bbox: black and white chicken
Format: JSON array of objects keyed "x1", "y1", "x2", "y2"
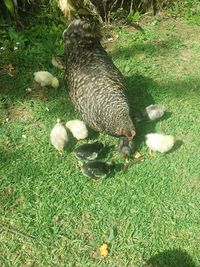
[{"x1": 63, "y1": 19, "x2": 136, "y2": 140}]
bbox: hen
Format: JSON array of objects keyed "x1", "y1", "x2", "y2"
[{"x1": 63, "y1": 19, "x2": 136, "y2": 139}]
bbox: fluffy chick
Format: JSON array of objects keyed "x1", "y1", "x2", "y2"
[
  {"x1": 145, "y1": 104, "x2": 165, "y2": 121},
  {"x1": 74, "y1": 141, "x2": 104, "y2": 161},
  {"x1": 118, "y1": 137, "x2": 135, "y2": 160},
  {"x1": 81, "y1": 160, "x2": 113, "y2": 179},
  {"x1": 50, "y1": 119, "x2": 68, "y2": 151},
  {"x1": 145, "y1": 133, "x2": 175, "y2": 153},
  {"x1": 65, "y1": 119, "x2": 88, "y2": 140},
  {"x1": 34, "y1": 71, "x2": 59, "y2": 89}
]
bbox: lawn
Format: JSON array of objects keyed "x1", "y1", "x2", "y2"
[{"x1": 0, "y1": 14, "x2": 200, "y2": 267}]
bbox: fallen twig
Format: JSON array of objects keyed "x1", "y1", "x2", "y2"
[{"x1": 0, "y1": 223, "x2": 35, "y2": 240}]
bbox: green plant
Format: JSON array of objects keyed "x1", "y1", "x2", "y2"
[
  {"x1": 127, "y1": 11, "x2": 141, "y2": 23},
  {"x1": 2, "y1": 0, "x2": 17, "y2": 17},
  {"x1": 165, "y1": 0, "x2": 200, "y2": 25}
]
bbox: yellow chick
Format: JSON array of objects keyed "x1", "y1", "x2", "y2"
[
  {"x1": 145, "y1": 133, "x2": 175, "y2": 153},
  {"x1": 34, "y1": 71, "x2": 59, "y2": 89},
  {"x1": 50, "y1": 119, "x2": 68, "y2": 151},
  {"x1": 65, "y1": 119, "x2": 88, "y2": 140}
]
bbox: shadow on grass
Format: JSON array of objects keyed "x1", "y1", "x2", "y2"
[
  {"x1": 167, "y1": 139, "x2": 184, "y2": 154},
  {"x1": 144, "y1": 249, "x2": 197, "y2": 267},
  {"x1": 126, "y1": 74, "x2": 156, "y2": 114},
  {"x1": 1, "y1": 73, "x2": 199, "y2": 105},
  {"x1": 122, "y1": 73, "x2": 200, "y2": 150},
  {"x1": 124, "y1": 74, "x2": 166, "y2": 150},
  {"x1": 87, "y1": 128, "x2": 100, "y2": 140},
  {"x1": 112, "y1": 36, "x2": 186, "y2": 59},
  {"x1": 64, "y1": 131, "x2": 77, "y2": 152},
  {"x1": 99, "y1": 144, "x2": 116, "y2": 160},
  {"x1": 125, "y1": 74, "x2": 200, "y2": 110}
]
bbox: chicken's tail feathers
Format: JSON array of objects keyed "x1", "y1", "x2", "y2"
[{"x1": 63, "y1": 19, "x2": 101, "y2": 46}]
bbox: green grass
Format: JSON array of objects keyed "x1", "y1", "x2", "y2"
[{"x1": 0, "y1": 16, "x2": 200, "y2": 267}]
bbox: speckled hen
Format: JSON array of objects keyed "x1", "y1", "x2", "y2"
[{"x1": 63, "y1": 19, "x2": 136, "y2": 139}]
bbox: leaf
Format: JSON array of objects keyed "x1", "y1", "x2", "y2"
[
  {"x1": 133, "y1": 151, "x2": 142, "y2": 159},
  {"x1": 148, "y1": 149, "x2": 155, "y2": 157},
  {"x1": 58, "y1": 0, "x2": 76, "y2": 17},
  {"x1": 77, "y1": 8, "x2": 89, "y2": 15},
  {"x1": 7, "y1": 64, "x2": 14, "y2": 72},
  {"x1": 99, "y1": 243, "x2": 109, "y2": 257},
  {"x1": 124, "y1": 65, "x2": 131, "y2": 73},
  {"x1": 3, "y1": 0, "x2": 16, "y2": 17},
  {"x1": 127, "y1": 11, "x2": 140, "y2": 23},
  {"x1": 8, "y1": 27, "x2": 18, "y2": 41},
  {"x1": 107, "y1": 228, "x2": 114, "y2": 242}
]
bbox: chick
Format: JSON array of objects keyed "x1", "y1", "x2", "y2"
[
  {"x1": 145, "y1": 104, "x2": 165, "y2": 121},
  {"x1": 74, "y1": 142, "x2": 104, "y2": 161},
  {"x1": 81, "y1": 160, "x2": 113, "y2": 179},
  {"x1": 50, "y1": 119, "x2": 68, "y2": 151},
  {"x1": 65, "y1": 119, "x2": 88, "y2": 140},
  {"x1": 34, "y1": 71, "x2": 59, "y2": 89},
  {"x1": 145, "y1": 133, "x2": 175, "y2": 153},
  {"x1": 118, "y1": 137, "x2": 135, "y2": 161}
]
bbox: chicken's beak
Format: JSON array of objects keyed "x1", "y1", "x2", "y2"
[
  {"x1": 126, "y1": 130, "x2": 136, "y2": 141},
  {"x1": 131, "y1": 130, "x2": 136, "y2": 138},
  {"x1": 117, "y1": 128, "x2": 136, "y2": 140}
]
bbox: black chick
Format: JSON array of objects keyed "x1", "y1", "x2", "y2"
[
  {"x1": 74, "y1": 141, "x2": 104, "y2": 161},
  {"x1": 118, "y1": 137, "x2": 135, "y2": 161},
  {"x1": 81, "y1": 160, "x2": 113, "y2": 179}
]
